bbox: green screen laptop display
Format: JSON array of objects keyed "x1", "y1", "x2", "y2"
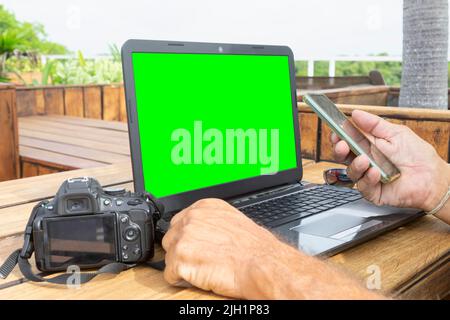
[{"x1": 132, "y1": 52, "x2": 297, "y2": 198}]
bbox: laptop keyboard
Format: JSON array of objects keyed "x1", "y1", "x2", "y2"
[{"x1": 239, "y1": 185, "x2": 363, "y2": 228}]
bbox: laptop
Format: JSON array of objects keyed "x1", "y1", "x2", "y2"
[{"x1": 121, "y1": 39, "x2": 423, "y2": 256}]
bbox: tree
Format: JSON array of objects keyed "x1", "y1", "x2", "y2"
[
  {"x1": 399, "y1": 0, "x2": 449, "y2": 109},
  {"x1": 0, "y1": 5, "x2": 67, "y2": 80}
]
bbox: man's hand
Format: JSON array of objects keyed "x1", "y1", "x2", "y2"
[
  {"x1": 332, "y1": 110, "x2": 450, "y2": 220},
  {"x1": 162, "y1": 198, "x2": 282, "y2": 298},
  {"x1": 162, "y1": 198, "x2": 382, "y2": 299}
]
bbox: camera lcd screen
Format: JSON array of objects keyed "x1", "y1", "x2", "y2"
[{"x1": 44, "y1": 214, "x2": 117, "y2": 268}]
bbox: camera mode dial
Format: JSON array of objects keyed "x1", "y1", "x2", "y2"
[{"x1": 104, "y1": 187, "x2": 127, "y2": 196}]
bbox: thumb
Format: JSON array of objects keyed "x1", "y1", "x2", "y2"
[{"x1": 351, "y1": 110, "x2": 398, "y2": 140}]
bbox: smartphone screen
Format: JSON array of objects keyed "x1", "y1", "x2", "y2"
[{"x1": 303, "y1": 94, "x2": 400, "y2": 183}]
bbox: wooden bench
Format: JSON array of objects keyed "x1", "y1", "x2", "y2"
[
  {"x1": 296, "y1": 71, "x2": 391, "y2": 107},
  {"x1": 18, "y1": 115, "x2": 130, "y2": 177},
  {"x1": 298, "y1": 85, "x2": 450, "y2": 110},
  {"x1": 296, "y1": 70, "x2": 386, "y2": 90},
  {"x1": 298, "y1": 86, "x2": 391, "y2": 107},
  {"x1": 0, "y1": 161, "x2": 448, "y2": 299}
]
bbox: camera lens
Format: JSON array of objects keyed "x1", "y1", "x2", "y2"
[{"x1": 123, "y1": 226, "x2": 140, "y2": 241}]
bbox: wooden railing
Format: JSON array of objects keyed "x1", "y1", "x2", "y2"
[
  {"x1": 16, "y1": 83, "x2": 450, "y2": 123},
  {"x1": 298, "y1": 103, "x2": 450, "y2": 163},
  {"x1": 0, "y1": 84, "x2": 20, "y2": 181},
  {"x1": 2, "y1": 82, "x2": 449, "y2": 181},
  {"x1": 16, "y1": 84, "x2": 127, "y2": 122}
]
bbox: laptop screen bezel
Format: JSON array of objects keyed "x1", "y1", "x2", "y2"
[{"x1": 121, "y1": 39, "x2": 303, "y2": 213}]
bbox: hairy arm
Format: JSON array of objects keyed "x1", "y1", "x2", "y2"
[
  {"x1": 162, "y1": 198, "x2": 384, "y2": 300},
  {"x1": 242, "y1": 238, "x2": 382, "y2": 300}
]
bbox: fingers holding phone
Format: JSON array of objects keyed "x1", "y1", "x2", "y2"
[
  {"x1": 319, "y1": 99, "x2": 450, "y2": 212},
  {"x1": 346, "y1": 155, "x2": 370, "y2": 182},
  {"x1": 331, "y1": 133, "x2": 355, "y2": 165},
  {"x1": 304, "y1": 94, "x2": 401, "y2": 184}
]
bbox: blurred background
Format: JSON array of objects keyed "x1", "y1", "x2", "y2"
[
  {"x1": 0, "y1": 0, "x2": 449, "y2": 183},
  {"x1": 0, "y1": 0, "x2": 443, "y2": 87}
]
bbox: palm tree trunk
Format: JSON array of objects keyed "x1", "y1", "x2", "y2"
[{"x1": 399, "y1": 0, "x2": 448, "y2": 109}]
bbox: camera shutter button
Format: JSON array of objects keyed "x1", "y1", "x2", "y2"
[
  {"x1": 127, "y1": 199, "x2": 143, "y2": 206},
  {"x1": 104, "y1": 187, "x2": 126, "y2": 196}
]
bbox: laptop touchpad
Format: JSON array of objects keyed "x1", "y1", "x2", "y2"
[{"x1": 291, "y1": 214, "x2": 372, "y2": 238}]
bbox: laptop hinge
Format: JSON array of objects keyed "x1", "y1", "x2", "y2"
[{"x1": 228, "y1": 181, "x2": 306, "y2": 207}]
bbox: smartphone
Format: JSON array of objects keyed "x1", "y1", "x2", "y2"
[{"x1": 303, "y1": 93, "x2": 400, "y2": 183}]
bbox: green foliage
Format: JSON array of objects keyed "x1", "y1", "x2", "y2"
[
  {"x1": 40, "y1": 59, "x2": 57, "y2": 85},
  {"x1": 0, "y1": 5, "x2": 67, "y2": 55},
  {"x1": 108, "y1": 44, "x2": 121, "y2": 62},
  {"x1": 0, "y1": 29, "x2": 24, "y2": 54},
  {"x1": 47, "y1": 51, "x2": 122, "y2": 85},
  {"x1": 337, "y1": 61, "x2": 402, "y2": 85},
  {"x1": 18, "y1": 45, "x2": 123, "y2": 86},
  {"x1": 4, "y1": 55, "x2": 36, "y2": 72},
  {"x1": 0, "y1": 5, "x2": 67, "y2": 81}
]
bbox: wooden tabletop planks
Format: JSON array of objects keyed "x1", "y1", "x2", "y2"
[
  {"x1": 20, "y1": 137, "x2": 130, "y2": 164},
  {"x1": 17, "y1": 115, "x2": 314, "y2": 178},
  {"x1": 0, "y1": 162, "x2": 448, "y2": 299},
  {"x1": 20, "y1": 128, "x2": 131, "y2": 156},
  {"x1": 20, "y1": 146, "x2": 107, "y2": 170},
  {"x1": 42, "y1": 115, "x2": 128, "y2": 132},
  {"x1": 18, "y1": 116, "x2": 131, "y2": 175},
  {"x1": 19, "y1": 117, "x2": 129, "y2": 142}
]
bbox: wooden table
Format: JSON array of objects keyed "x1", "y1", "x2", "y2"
[
  {"x1": 18, "y1": 115, "x2": 130, "y2": 176},
  {"x1": 0, "y1": 161, "x2": 448, "y2": 299}
]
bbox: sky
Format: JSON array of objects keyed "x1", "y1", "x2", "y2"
[{"x1": 2, "y1": 0, "x2": 410, "y2": 58}]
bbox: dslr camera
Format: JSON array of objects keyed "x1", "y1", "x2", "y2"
[{"x1": 28, "y1": 177, "x2": 158, "y2": 272}]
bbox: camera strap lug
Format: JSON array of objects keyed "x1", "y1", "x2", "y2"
[
  {"x1": 0, "y1": 200, "x2": 48, "y2": 279},
  {"x1": 144, "y1": 192, "x2": 164, "y2": 220}
]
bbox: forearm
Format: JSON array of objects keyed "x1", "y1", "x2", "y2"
[{"x1": 242, "y1": 241, "x2": 384, "y2": 300}]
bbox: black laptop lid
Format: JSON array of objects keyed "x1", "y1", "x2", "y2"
[{"x1": 121, "y1": 40, "x2": 302, "y2": 213}]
